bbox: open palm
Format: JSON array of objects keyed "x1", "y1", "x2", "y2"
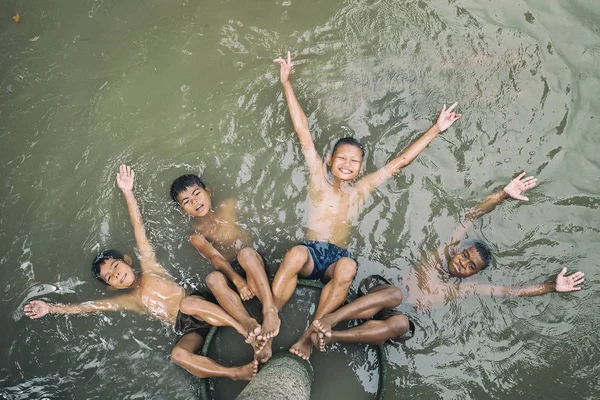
[
  {"x1": 116, "y1": 164, "x2": 135, "y2": 193},
  {"x1": 555, "y1": 267, "x2": 585, "y2": 292},
  {"x1": 503, "y1": 172, "x2": 537, "y2": 201}
]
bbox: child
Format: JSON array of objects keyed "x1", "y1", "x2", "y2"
[
  {"x1": 271, "y1": 52, "x2": 461, "y2": 360},
  {"x1": 170, "y1": 174, "x2": 280, "y2": 361},
  {"x1": 24, "y1": 165, "x2": 258, "y2": 381}
]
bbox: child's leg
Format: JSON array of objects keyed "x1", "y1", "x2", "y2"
[
  {"x1": 236, "y1": 248, "x2": 280, "y2": 339},
  {"x1": 313, "y1": 285, "x2": 403, "y2": 337},
  {"x1": 171, "y1": 332, "x2": 258, "y2": 381},
  {"x1": 271, "y1": 245, "x2": 314, "y2": 311},
  {"x1": 195, "y1": 276, "x2": 262, "y2": 342},
  {"x1": 290, "y1": 257, "x2": 356, "y2": 360},
  {"x1": 311, "y1": 314, "x2": 410, "y2": 351}
]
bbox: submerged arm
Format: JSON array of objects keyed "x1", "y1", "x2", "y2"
[
  {"x1": 24, "y1": 296, "x2": 140, "y2": 319},
  {"x1": 116, "y1": 165, "x2": 166, "y2": 276},
  {"x1": 472, "y1": 268, "x2": 584, "y2": 297},
  {"x1": 274, "y1": 52, "x2": 322, "y2": 174},
  {"x1": 357, "y1": 103, "x2": 461, "y2": 193},
  {"x1": 450, "y1": 172, "x2": 538, "y2": 241}
]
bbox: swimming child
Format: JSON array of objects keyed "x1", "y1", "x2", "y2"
[
  {"x1": 24, "y1": 165, "x2": 258, "y2": 381},
  {"x1": 390, "y1": 172, "x2": 585, "y2": 310},
  {"x1": 271, "y1": 52, "x2": 461, "y2": 360},
  {"x1": 170, "y1": 174, "x2": 280, "y2": 361}
]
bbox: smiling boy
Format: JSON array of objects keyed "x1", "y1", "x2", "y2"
[
  {"x1": 170, "y1": 174, "x2": 280, "y2": 359},
  {"x1": 24, "y1": 165, "x2": 258, "y2": 381},
  {"x1": 270, "y1": 52, "x2": 461, "y2": 360}
]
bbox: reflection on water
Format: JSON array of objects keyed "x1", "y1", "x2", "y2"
[{"x1": 1, "y1": 0, "x2": 599, "y2": 399}]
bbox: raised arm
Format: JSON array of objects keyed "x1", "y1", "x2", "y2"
[
  {"x1": 24, "y1": 295, "x2": 140, "y2": 319},
  {"x1": 189, "y1": 234, "x2": 255, "y2": 301},
  {"x1": 471, "y1": 268, "x2": 584, "y2": 297},
  {"x1": 116, "y1": 165, "x2": 166, "y2": 276},
  {"x1": 450, "y1": 172, "x2": 538, "y2": 241},
  {"x1": 273, "y1": 52, "x2": 323, "y2": 175},
  {"x1": 356, "y1": 103, "x2": 461, "y2": 193}
]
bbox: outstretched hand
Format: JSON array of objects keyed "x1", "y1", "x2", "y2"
[
  {"x1": 273, "y1": 51, "x2": 292, "y2": 84},
  {"x1": 555, "y1": 267, "x2": 585, "y2": 292},
  {"x1": 24, "y1": 300, "x2": 50, "y2": 319},
  {"x1": 436, "y1": 102, "x2": 461, "y2": 132},
  {"x1": 503, "y1": 172, "x2": 537, "y2": 201},
  {"x1": 116, "y1": 164, "x2": 135, "y2": 193}
]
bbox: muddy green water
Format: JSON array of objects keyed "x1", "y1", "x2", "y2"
[{"x1": 1, "y1": 0, "x2": 599, "y2": 399}]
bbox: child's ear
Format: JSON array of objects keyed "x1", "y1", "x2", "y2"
[
  {"x1": 123, "y1": 254, "x2": 133, "y2": 265},
  {"x1": 326, "y1": 154, "x2": 332, "y2": 166},
  {"x1": 205, "y1": 186, "x2": 212, "y2": 196}
]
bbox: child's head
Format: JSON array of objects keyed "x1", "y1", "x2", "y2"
[
  {"x1": 170, "y1": 174, "x2": 211, "y2": 217},
  {"x1": 92, "y1": 250, "x2": 136, "y2": 289},
  {"x1": 327, "y1": 137, "x2": 365, "y2": 181},
  {"x1": 448, "y1": 240, "x2": 492, "y2": 278}
]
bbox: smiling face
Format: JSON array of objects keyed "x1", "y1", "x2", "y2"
[
  {"x1": 328, "y1": 143, "x2": 364, "y2": 181},
  {"x1": 176, "y1": 184, "x2": 212, "y2": 218},
  {"x1": 98, "y1": 258, "x2": 136, "y2": 289},
  {"x1": 448, "y1": 246, "x2": 486, "y2": 278}
]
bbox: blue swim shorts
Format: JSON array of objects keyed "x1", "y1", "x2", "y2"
[{"x1": 299, "y1": 240, "x2": 354, "y2": 283}]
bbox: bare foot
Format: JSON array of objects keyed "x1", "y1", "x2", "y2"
[
  {"x1": 243, "y1": 319, "x2": 262, "y2": 344},
  {"x1": 255, "y1": 338, "x2": 273, "y2": 364},
  {"x1": 289, "y1": 333, "x2": 312, "y2": 361},
  {"x1": 261, "y1": 308, "x2": 281, "y2": 340},
  {"x1": 309, "y1": 332, "x2": 322, "y2": 352},
  {"x1": 312, "y1": 314, "x2": 335, "y2": 337},
  {"x1": 233, "y1": 360, "x2": 259, "y2": 381}
]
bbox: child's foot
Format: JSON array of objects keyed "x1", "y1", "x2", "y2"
[
  {"x1": 233, "y1": 360, "x2": 259, "y2": 381},
  {"x1": 255, "y1": 338, "x2": 273, "y2": 364},
  {"x1": 261, "y1": 308, "x2": 281, "y2": 340},
  {"x1": 312, "y1": 314, "x2": 335, "y2": 337},
  {"x1": 289, "y1": 332, "x2": 312, "y2": 360},
  {"x1": 244, "y1": 319, "x2": 262, "y2": 343}
]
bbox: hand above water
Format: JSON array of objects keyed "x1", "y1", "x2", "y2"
[
  {"x1": 24, "y1": 300, "x2": 50, "y2": 319},
  {"x1": 116, "y1": 164, "x2": 135, "y2": 194},
  {"x1": 503, "y1": 172, "x2": 537, "y2": 201},
  {"x1": 436, "y1": 102, "x2": 461, "y2": 132},
  {"x1": 273, "y1": 51, "x2": 292, "y2": 84},
  {"x1": 555, "y1": 267, "x2": 585, "y2": 292}
]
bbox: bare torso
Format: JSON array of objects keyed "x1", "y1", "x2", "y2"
[
  {"x1": 306, "y1": 170, "x2": 367, "y2": 248},
  {"x1": 192, "y1": 198, "x2": 253, "y2": 261},
  {"x1": 132, "y1": 271, "x2": 187, "y2": 325}
]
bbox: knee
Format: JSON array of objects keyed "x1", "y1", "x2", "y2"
[
  {"x1": 205, "y1": 271, "x2": 227, "y2": 291},
  {"x1": 178, "y1": 296, "x2": 199, "y2": 315},
  {"x1": 170, "y1": 346, "x2": 190, "y2": 366},
  {"x1": 283, "y1": 246, "x2": 309, "y2": 268},
  {"x1": 332, "y1": 258, "x2": 357, "y2": 283},
  {"x1": 237, "y1": 247, "x2": 259, "y2": 265},
  {"x1": 388, "y1": 314, "x2": 410, "y2": 337},
  {"x1": 384, "y1": 286, "x2": 403, "y2": 306}
]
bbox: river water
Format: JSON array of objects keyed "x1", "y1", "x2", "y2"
[{"x1": 1, "y1": 0, "x2": 598, "y2": 399}]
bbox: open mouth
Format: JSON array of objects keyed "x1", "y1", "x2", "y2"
[
  {"x1": 195, "y1": 204, "x2": 205, "y2": 213},
  {"x1": 338, "y1": 168, "x2": 353, "y2": 174}
]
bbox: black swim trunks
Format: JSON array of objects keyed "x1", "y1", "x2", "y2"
[
  {"x1": 174, "y1": 291, "x2": 215, "y2": 339},
  {"x1": 299, "y1": 240, "x2": 354, "y2": 283},
  {"x1": 358, "y1": 274, "x2": 415, "y2": 346}
]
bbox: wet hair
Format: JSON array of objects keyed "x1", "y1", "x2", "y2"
[
  {"x1": 92, "y1": 249, "x2": 125, "y2": 284},
  {"x1": 331, "y1": 137, "x2": 365, "y2": 158},
  {"x1": 473, "y1": 241, "x2": 492, "y2": 270},
  {"x1": 169, "y1": 174, "x2": 206, "y2": 204}
]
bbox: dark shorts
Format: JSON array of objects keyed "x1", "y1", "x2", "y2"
[
  {"x1": 230, "y1": 251, "x2": 270, "y2": 278},
  {"x1": 299, "y1": 240, "x2": 354, "y2": 283},
  {"x1": 358, "y1": 275, "x2": 415, "y2": 346},
  {"x1": 174, "y1": 291, "x2": 215, "y2": 340}
]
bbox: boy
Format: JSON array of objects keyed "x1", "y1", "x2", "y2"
[
  {"x1": 169, "y1": 174, "x2": 280, "y2": 357},
  {"x1": 271, "y1": 52, "x2": 461, "y2": 360},
  {"x1": 405, "y1": 172, "x2": 584, "y2": 300},
  {"x1": 24, "y1": 165, "x2": 258, "y2": 381}
]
